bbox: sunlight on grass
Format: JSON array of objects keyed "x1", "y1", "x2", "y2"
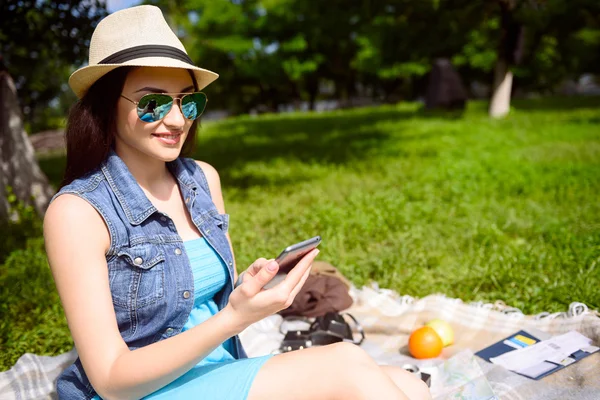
[
  {"x1": 193, "y1": 98, "x2": 600, "y2": 314},
  {"x1": 5, "y1": 97, "x2": 597, "y2": 370}
]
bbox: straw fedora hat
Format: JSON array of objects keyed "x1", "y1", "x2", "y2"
[{"x1": 69, "y1": 5, "x2": 218, "y2": 98}]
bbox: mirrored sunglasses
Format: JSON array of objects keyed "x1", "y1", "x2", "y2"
[{"x1": 121, "y1": 92, "x2": 208, "y2": 123}]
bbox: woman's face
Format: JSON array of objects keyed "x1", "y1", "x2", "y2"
[{"x1": 116, "y1": 67, "x2": 195, "y2": 162}]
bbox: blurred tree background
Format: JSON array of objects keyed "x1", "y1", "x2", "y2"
[
  {"x1": 144, "y1": 0, "x2": 600, "y2": 116},
  {"x1": 2, "y1": 0, "x2": 599, "y2": 131},
  {"x1": 1, "y1": 0, "x2": 106, "y2": 133}
]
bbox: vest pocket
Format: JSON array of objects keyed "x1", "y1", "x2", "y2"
[{"x1": 109, "y1": 245, "x2": 166, "y2": 309}]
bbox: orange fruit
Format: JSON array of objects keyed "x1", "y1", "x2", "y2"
[{"x1": 408, "y1": 326, "x2": 443, "y2": 359}]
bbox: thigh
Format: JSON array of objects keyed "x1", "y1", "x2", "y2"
[{"x1": 246, "y1": 343, "x2": 371, "y2": 400}]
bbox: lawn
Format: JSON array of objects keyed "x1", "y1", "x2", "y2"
[{"x1": 2, "y1": 97, "x2": 599, "y2": 370}]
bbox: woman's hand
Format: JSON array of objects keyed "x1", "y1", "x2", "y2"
[
  {"x1": 240, "y1": 257, "x2": 275, "y2": 285},
  {"x1": 223, "y1": 249, "x2": 319, "y2": 331}
]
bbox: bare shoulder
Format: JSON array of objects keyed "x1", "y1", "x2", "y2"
[
  {"x1": 44, "y1": 193, "x2": 110, "y2": 255},
  {"x1": 194, "y1": 160, "x2": 221, "y2": 185},
  {"x1": 194, "y1": 160, "x2": 225, "y2": 213},
  {"x1": 193, "y1": 162, "x2": 235, "y2": 268}
]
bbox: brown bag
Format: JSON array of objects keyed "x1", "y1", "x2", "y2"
[
  {"x1": 310, "y1": 261, "x2": 352, "y2": 290},
  {"x1": 278, "y1": 265, "x2": 353, "y2": 318}
]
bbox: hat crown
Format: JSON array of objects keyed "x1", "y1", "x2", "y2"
[{"x1": 88, "y1": 5, "x2": 186, "y2": 65}]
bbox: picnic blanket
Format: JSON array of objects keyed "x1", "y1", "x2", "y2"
[{"x1": 2, "y1": 283, "x2": 599, "y2": 399}]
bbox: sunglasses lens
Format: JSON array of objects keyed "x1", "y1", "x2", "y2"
[
  {"x1": 181, "y1": 92, "x2": 207, "y2": 120},
  {"x1": 137, "y1": 94, "x2": 173, "y2": 122}
]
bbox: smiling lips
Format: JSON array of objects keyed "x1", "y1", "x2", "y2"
[{"x1": 152, "y1": 132, "x2": 182, "y2": 145}]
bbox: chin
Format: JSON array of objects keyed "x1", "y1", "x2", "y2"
[
  {"x1": 153, "y1": 148, "x2": 183, "y2": 162},
  {"x1": 138, "y1": 143, "x2": 183, "y2": 162}
]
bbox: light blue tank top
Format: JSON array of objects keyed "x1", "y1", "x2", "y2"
[{"x1": 180, "y1": 236, "x2": 235, "y2": 362}]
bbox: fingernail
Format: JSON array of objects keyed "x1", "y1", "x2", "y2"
[
  {"x1": 267, "y1": 261, "x2": 278, "y2": 271},
  {"x1": 314, "y1": 249, "x2": 320, "y2": 256}
]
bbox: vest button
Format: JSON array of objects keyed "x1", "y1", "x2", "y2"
[
  {"x1": 133, "y1": 257, "x2": 143, "y2": 265},
  {"x1": 166, "y1": 327, "x2": 174, "y2": 335},
  {"x1": 160, "y1": 216, "x2": 167, "y2": 222},
  {"x1": 174, "y1": 248, "x2": 182, "y2": 255},
  {"x1": 183, "y1": 291, "x2": 190, "y2": 299}
]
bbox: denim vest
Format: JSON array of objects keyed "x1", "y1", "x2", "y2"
[{"x1": 52, "y1": 150, "x2": 247, "y2": 399}]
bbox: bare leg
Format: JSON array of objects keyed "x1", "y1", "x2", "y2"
[
  {"x1": 247, "y1": 342, "x2": 415, "y2": 400},
  {"x1": 380, "y1": 365, "x2": 432, "y2": 400}
]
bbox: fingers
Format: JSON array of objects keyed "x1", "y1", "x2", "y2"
[
  {"x1": 247, "y1": 258, "x2": 270, "y2": 277},
  {"x1": 243, "y1": 271, "x2": 253, "y2": 284},
  {"x1": 256, "y1": 251, "x2": 318, "y2": 309},
  {"x1": 280, "y1": 249, "x2": 319, "y2": 291},
  {"x1": 288, "y1": 263, "x2": 313, "y2": 300},
  {"x1": 238, "y1": 250, "x2": 319, "y2": 310},
  {"x1": 241, "y1": 259, "x2": 279, "y2": 296}
]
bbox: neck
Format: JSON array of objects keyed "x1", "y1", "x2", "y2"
[{"x1": 114, "y1": 144, "x2": 172, "y2": 193}]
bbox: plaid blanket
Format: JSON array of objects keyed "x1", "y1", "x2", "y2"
[
  {"x1": 2, "y1": 284, "x2": 598, "y2": 399},
  {"x1": 341, "y1": 284, "x2": 600, "y2": 399},
  {"x1": 0, "y1": 349, "x2": 77, "y2": 400}
]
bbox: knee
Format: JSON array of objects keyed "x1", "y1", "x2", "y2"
[{"x1": 326, "y1": 342, "x2": 374, "y2": 367}]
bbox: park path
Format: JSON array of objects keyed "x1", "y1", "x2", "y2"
[{"x1": 30, "y1": 130, "x2": 65, "y2": 154}]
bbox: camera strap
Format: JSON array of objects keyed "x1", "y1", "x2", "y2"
[
  {"x1": 279, "y1": 312, "x2": 365, "y2": 350},
  {"x1": 340, "y1": 312, "x2": 365, "y2": 345}
]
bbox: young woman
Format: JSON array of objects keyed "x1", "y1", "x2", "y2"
[{"x1": 44, "y1": 5, "x2": 431, "y2": 400}]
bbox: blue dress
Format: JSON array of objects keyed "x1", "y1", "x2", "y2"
[{"x1": 95, "y1": 237, "x2": 273, "y2": 399}]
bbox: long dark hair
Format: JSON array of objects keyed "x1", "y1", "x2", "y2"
[{"x1": 60, "y1": 67, "x2": 199, "y2": 188}]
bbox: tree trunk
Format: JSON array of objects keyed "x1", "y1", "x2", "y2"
[
  {"x1": 489, "y1": 58, "x2": 513, "y2": 118},
  {"x1": 0, "y1": 70, "x2": 54, "y2": 221},
  {"x1": 489, "y1": 0, "x2": 522, "y2": 118}
]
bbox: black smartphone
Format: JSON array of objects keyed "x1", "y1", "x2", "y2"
[{"x1": 275, "y1": 236, "x2": 321, "y2": 274}]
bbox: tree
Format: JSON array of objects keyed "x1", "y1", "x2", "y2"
[
  {"x1": 488, "y1": 0, "x2": 522, "y2": 118},
  {"x1": 254, "y1": 0, "x2": 363, "y2": 110},
  {"x1": 0, "y1": 0, "x2": 106, "y2": 132},
  {"x1": 145, "y1": 0, "x2": 600, "y2": 115},
  {"x1": 0, "y1": 62, "x2": 54, "y2": 220},
  {"x1": 352, "y1": 0, "x2": 480, "y2": 102},
  {"x1": 451, "y1": 0, "x2": 600, "y2": 118},
  {"x1": 147, "y1": 0, "x2": 361, "y2": 112},
  {"x1": 0, "y1": 0, "x2": 107, "y2": 221}
]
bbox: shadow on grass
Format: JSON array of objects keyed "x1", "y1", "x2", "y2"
[
  {"x1": 566, "y1": 117, "x2": 600, "y2": 125},
  {"x1": 416, "y1": 108, "x2": 465, "y2": 120},
  {"x1": 38, "y1": 104, "x2": 461, "y2": 190},
  {"x1": 511, "y1": 96, "x2": 600, "y2": 111},
  {"x1": 192, "y1": 106, "x2": 429, "y2": 189}
]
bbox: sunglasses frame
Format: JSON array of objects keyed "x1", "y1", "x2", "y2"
[{"x1": 120, "y1": 91, "x2": 208, "y2": 122}]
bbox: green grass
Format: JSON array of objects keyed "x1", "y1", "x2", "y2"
[
  {"x1": 192, "y1": 98, "x2": 600, "y2": 315},
  {"x1": 3, "y1": 97, "x2": 599, "y2": 370}
]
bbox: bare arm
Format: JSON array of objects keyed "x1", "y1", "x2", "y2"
[
  {"x1": 195, "y1": 160, "x2": 238, "y2": 284},
  {"x1": 44, "y1": 195, "x2": 244, "y2": 400}
]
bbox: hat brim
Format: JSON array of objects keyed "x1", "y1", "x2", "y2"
[{"x1": 69, "y1": 57, "x2": 219, "y2": 99}]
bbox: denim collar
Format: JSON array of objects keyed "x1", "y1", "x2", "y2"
[{"x1": 101, "y1": 149, "x2": 197, "y2": 225}]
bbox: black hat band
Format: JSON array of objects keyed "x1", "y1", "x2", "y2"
[{"x1": 98, "y1": 45, "x2": 193, "y2": 65}]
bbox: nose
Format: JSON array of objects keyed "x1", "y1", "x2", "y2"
[{"x1": 162, "y1": 98, "x2": 186, "y2": 130}]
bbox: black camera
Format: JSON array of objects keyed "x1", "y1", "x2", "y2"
[{"x1": 279, "y1": 312, "x2": 364, "y2": 353}]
